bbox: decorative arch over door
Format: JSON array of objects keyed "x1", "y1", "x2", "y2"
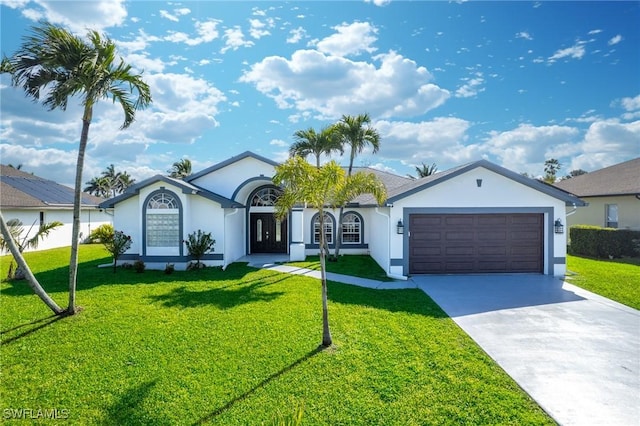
[{"x1": 247, "y1": 185, "x2": 287, "y2": 253}]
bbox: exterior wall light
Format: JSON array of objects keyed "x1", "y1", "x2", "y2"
[
  {"x1": 397, "y1": 220, "x2": 404, "y2": 234},
  {"x1": 554, "y1": 218, "x2": 564, "y2": 234}
]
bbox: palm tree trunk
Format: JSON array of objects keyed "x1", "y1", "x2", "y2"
[
  {"x1": 333, "y1": 155, "x2": 355, "y2": 261},
  {"x1": 68, "y1": 109, "x2": 92, "y2": 314},
  {"x1": 318, "y1": 211, "x2": 332, "y2": 347},
  {"x1": 0, "y1": 212, "x2": 64, "y2": 314}
]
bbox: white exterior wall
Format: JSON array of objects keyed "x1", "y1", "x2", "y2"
[
  {"x1": 301, "y1": 207, "x2": 374, "y2": 257},
  {"x1": 188, "y1": 196, "x2": 226, "y2": 267},
  {"x1": 223, "y1": 207, "x2": 246, "y2": 267},
  {"x1": 370, "y1": 207, "x2": 392, "y2": 275},
  {"x1": 390, "y1": 168, "x2": 568, "y2": 277},
  {"x1": 1, "y1": 207, "x2": 111, "y2": 253},
  {"x1": 190, "y1": 157, "x2": 276, "y2": 200}
]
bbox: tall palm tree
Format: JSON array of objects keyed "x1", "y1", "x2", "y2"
[
  {"x1": 84, "y1": 176, "x2": 111, "y2": 197},
  {"x1": 274, "y1": 157, "x2": 386, "y2": 347},
  {"x1": 289, "y1": 126, "x2": 342, "y2": 168},
  {"x1": 114, "y1": 170, "x2": 135, "y2": 195},
  {"x1": 332, "y1": 113, "x2": 381, "y2": 259},
  {"x1": 4, "y1": 23, "x2": 152, "y2": 315},
  {"x1": 168, "y1": 158, "x2": 192, "y2": 178},
  {"x1": 408, "y1": 162, "x2": 438, "y2": 179}
]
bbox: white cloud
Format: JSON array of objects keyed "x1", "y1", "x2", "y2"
[
  {"x1": 620, "y1": 94, "x2": 640, "y2": 111},
  {"x1": 608, "y1": 34, "x2": 623, "y2": 45},
  {"x1": 159, "y1": 10, "x2": 179, "y2": 22},
  {"x1": 0, "y1": 0, "x2": 29, "y2": 8},
  {"x1": 249, "y1": 18, "x2": 275, "y2": 39},
  {"x1": 287, "y1": 26, "x2": 307, "y2": 44},
  {"x1": 240, "y1": 49, "x2": 449, "y2": 119},
  {"x1": 516, "y1": 31, "x2": 533, "y2": 41},
  {"x1": 570, "y1": 119, "x2": 640, "y2": 171},
  {"x1": 221, "y1": 27, "x2": 254, "y2": 53},
  {"x1": 375, "y1": 118, "x2": 473, "y2": 164},
  {"x1": 548, "y1": 43, "x2": 586, "y2": 63},
  {"x1": 269, "y1": 139, "x2": 288, "y2": 147},
  {"x1": 364, "y1": 0, "x2": 392, "y2": 6},
  {"x1": 117, "y1": 29, "x2": 162, "y2": 53},
  {"x1": 315, "y1": 22, "x2": 378, "y2": 57},
  {"x1": 588, "y1": 29, "x2": 602, "y2": 35},
  {"x1": 124, "y1": 53, "x2": 166, "y2": 73},
  {"x1": 19, "y1": 0, "x2": 127, "y2": 34},
  {"x1": 163, "y1": 19, "x2": 221, "y2": 46},
  {"x1": 455, "y1": 73, "x2": 485, "y2": 98},
  {"x1": 175, "y1": 8, "x2": 191, "y2": 16}
]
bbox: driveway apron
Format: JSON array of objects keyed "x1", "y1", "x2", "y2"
[{"x1": 413, "y1": 274, "x2": 640, "y2": 426}]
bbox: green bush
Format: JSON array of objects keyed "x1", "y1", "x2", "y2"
[
  {"x1": 569, "y1": 225, "x2": 640, "y2": 258},
  {"x1": 88, "y1": 224, "x2": 114, "y2": 243}
]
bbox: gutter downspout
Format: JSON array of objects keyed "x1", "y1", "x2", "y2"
[
  {"x1": 222, "y1": 208, "x2": 240, "y2": 270},
  {"x1": 375, "y1": 207, "x2": 408, "y2": 281}
]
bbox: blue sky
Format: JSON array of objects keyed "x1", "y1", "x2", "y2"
[{"x1": 1, "y1": 0, "x2": 639, "y2": 187}]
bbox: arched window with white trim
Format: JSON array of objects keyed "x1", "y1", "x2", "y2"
[
  {"x1": 145, "y1": 190, "x2": 181, "y2": 255},
  {"x1": 342, "y1": 212, "x2": 362, "y2": 244},
  {"x1": 312, "y1": 212, "x2": 335, "y2": 245}
]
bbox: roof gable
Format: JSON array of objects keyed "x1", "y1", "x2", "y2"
[
  {"x1": 99, "y1": 175, "x2": 242, "y2": 209},
  {"x1": 554, "y1": 158, "x2": 640, "y2": 197},
  {"x1": 386, "y1": 160, "x2": 586, "y2": 206},
  {"x1": 186, "y1": 151, "x2": 279, "y2": 182}
]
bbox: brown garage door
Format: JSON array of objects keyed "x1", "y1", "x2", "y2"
[{"x1": 409, "y1": 213, "x2": 543, "y2": 274}]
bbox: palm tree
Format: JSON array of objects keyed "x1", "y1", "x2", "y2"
[
  {"x1": 84, "y1": 176, "x2": 111, "y2": 197},
  {"x1": 273, "y1": 157, "x2": 386, "y2": 347},
  {"x1": 409, "y1": 162, "x2": 438, "y2": 179},
  {"x1": 4, "y1": 23, "x2": 152, "y2": 315},
  {"x1": 168, "y1": 158, "x2": 192, "y2": 178},
  {"x1": 0, "y1": 213, "x2": 64, "y2": 314},
  {"x1": 114, "y1": 170, "x2": 135, "y2": 195},
  {"x1": 543, "y1": 158, "x2": 562, "y2": 184},
  {"x1": 289, "y1": 126, "x2": 342, "y2": 168},
  {"x1": 0, "y1": 218, "x2": 63, "y2": 279},
  {"x1": 332, "y1": 113, "x2": 381, "y2": 260}
]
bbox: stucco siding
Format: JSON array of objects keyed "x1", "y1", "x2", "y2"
[
  {"x1": 189, "y1": 157, "x2": 276, "y2": 200},
  {"x1": 566, "y1": 195, "x2": 640, "y2": 230},
  {"x1": 188, "y1": 197, "x2": 226, "y2": 266}
]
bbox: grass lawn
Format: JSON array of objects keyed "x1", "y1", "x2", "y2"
[
  {"x1": 567, "y1": 254, "x2": 640, "y2": 310},
  {"x1": 285, "y1": 255, "x2": 393, "y2": 282},
  {"x1": 1, "y1": 246, "x2": 553, "y2": 425}
]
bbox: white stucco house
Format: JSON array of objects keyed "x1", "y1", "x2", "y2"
[
  {"x1": 100, "y1": 151, "x2": 585, "y2": 277},
  {"x1": 0, "y1": 165, "x2": 112, "y2": 252}
]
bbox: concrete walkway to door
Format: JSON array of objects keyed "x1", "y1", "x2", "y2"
[{"x1": 413, "y1": 274, "x2": 640, "y2": 426}]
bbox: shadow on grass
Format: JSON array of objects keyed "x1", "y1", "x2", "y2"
[
  {"x1": 193, "y1": 346, "x2": 323, "y2": 425},
  {"x1": 100, "y1": 380, "x2": 171, "y2": 426},
  {"x1": 0, "y1": 314, "x2": 65, "y2": 345},
  {"x1": 0, "y1": 261, "x2": 265, "y2": 297},
  {"x1": 147, "y1": 276, "x2": 287, "y2": 310},
  {"x1": 327, "y1": 281, "x2": 448, "y2": 318}
]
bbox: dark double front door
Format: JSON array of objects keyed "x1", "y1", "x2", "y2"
[{"x1": 250, "y1": 213, "x2": 287, "y2": 253}]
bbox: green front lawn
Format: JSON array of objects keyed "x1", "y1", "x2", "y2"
[
  {"x1": 286, "y1": 254, "x2": 393, "y2": 281},
  {"x1": 567, "y1": 254, "x2": 640, "y2": 310},
  {"x1": 1, "y1": 246, "x2": 552, "y2": 425}
]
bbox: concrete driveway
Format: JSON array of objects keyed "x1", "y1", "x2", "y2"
[{"x1": 413, "y1": 274, "x2": 640, "y2": 426}]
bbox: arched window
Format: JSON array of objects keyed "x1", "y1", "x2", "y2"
[
  {"x1": 250, "y1": 187, "x2": 282, "y2": 206},
  {"x1": 145, "y1": 191, "x2": 180, "y2": 250},
  {"x1": 342, "y1": 212, "x2": 362, "y2": 244},
  {"x1": 312, "y1": 213, "x2": 335, "y2": 245}
]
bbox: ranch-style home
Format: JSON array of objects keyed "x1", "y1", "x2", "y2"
[{"x1": 100, "y1": 151, "x2": 585, "y2": 278}]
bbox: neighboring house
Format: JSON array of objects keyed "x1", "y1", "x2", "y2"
[
  {"x1": 100, "y1": 151, "x2": 584, "y2": 277},
  {"x1": 0, "y1": 165, "x2": 112, "y2": 252},
  {"x1": 554, "y1": 158, "x2": 640, "y2": 230}
]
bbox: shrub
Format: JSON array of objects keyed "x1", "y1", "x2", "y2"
[
  {"x1": 133, "y1": 259, "x2": 146, "y2": 273},
  {"x1": 102, "y1": 230, "x2": 132, "y2": 273},
  {"x1": 88, "y1": 224, "x2": 114, "y2": 243},
  {"x1": 164, "y1": 263, "x2": 175, "y2": 275},
  {"x1": 569, "y1": 225, "x2": 640, "y2": 258},
  {"x1": 184, "y1": 230, "x2": 215, "y2": 268}
]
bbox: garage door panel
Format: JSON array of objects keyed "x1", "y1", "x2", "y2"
[{"x1": 409, "y1": 213, "x2": 543, "y2": 274}]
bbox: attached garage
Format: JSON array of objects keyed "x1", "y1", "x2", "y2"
[{"x1": 409, "y1": 213, "x2": 543, "y2": 274}]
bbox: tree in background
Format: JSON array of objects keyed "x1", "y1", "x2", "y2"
[
  {"x1": 3, "y1": 22, "x2": 152, "y2": 314},
  {"x1": 408, "y1": 162, "x2": 438, "y2": 179},
  {"x1": 561, "y1": 169, "x2": 588, "y2": 180},
  {"x1": 85, "y1": 164, "x2": 136, "y2": 198},
  {"x1": 332, "y1": 113, "x2": 381, "y2": 260},
  {"x1": 543, "y1": 158, "x2": 562, "y2": 183},
  {"x1": 274, "y1": 156, "x2": 386, "y2": 347},
  {"x1": 168, "y1": 158, "x2": 192, "y2": 179},
  {"x1": 289, "y1": 126, "x2": 342, "y2": 168}
]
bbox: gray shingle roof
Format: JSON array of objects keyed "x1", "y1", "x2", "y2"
[
  {"x1": 554, "y1": 158, "x2": 640, "y2": 197},
  {"x1": 0, "y1": 165, "x2": 104, "y2": 208}
]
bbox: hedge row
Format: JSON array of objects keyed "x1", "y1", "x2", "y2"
[{"x1": 569, "y1": 225, "x2": 640, "y2": 258}]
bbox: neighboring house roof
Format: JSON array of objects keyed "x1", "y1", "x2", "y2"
[
  {"x1": 554, "y1": 158, "x2": 640, "y2": 197},
  {"x1": 186, "y1": 151, "x2": 280, "y2": 182},
  {"x1": 0, "y1": 165, "x2": 104, "y2": 208},
  {"x1": 373, "y1": 159, "x2": 586, "y2": 206},
  {"x1": 99, "y1": 175, "x2": 243, "y2": 209}
]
